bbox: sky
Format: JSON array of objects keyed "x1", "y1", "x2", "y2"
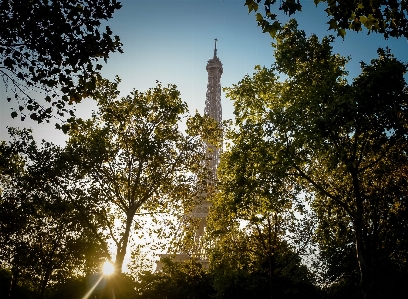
[{"x1": 1, "y1": 0, "x2": 408, "y2": 145}]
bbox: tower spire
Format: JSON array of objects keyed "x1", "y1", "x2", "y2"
[{"x1": 205, "y1": 39, "x2": 223, "y2": 180}]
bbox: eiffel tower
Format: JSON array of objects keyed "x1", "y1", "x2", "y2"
[
  {"x1": 156, "y1": 39, "x2": 223, "y2": 270},
  {"x1": 204, "y1": 38, "x2": 223, "y2": 180}
]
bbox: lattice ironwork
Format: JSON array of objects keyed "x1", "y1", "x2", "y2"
[{"x1": 204, "y1": 38, "x2": 223, "y2": 181}]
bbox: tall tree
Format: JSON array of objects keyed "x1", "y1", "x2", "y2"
[
  {"x1": 209, "y1": 137, "x2": 316, "y2": 299},
  {"x1": 224, "y1": 20, "x2": 408, "y2": 299},
  {"x1": 0, "y1": 129, "x2": 105, "y2": 299},
  {"x1": 66, "y1": 77, "x2": 210, "y2": 273},
  {"x1": 0, "y1": 0, "x2": 122, "y2": 122},
  {"x1": 245, "y1": 0, "x2": 408, "y2": 39}
]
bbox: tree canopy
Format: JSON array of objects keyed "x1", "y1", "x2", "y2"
[
  {"x1": 0, "y1": 0, "x2": 122, "y2": 122},
  {"x1": 245, "y1": 0, "x2": 408, "y2": 39},
  {"x1": 224, "y1": 19, "x2": 408, "y2": 299},
  {"x1": 208, "y1": 115, "x2": 318, "y2": 299},
  {"x1": 65, "y1": 77, "x2": 212, "y2": 274},
  {"x1": 0, "y1": 129, "x2": 105, "y2": 299},
  {"x1": 0, "y1": 77, "x2": 218, "y2": 296}
]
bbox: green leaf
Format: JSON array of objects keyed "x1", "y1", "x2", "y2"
[
  {"x1": 268, "y1": 21, "x2": 281, "y2": 38},
  {"x1": 337, "y1": 28, "x2": 346, "y2": 38},
  {"x1": 61, "y1": 124, "x2": 70, "y2": 134},
  {"x1": 328, "y1": 19, "x2": 338, "y2": 30},
  {"x1": 246, "y1": 0, "x2": 259, "y2": 13},
  {"x1": 360, "y1": 14, "x2": 378, "y2": 30}
]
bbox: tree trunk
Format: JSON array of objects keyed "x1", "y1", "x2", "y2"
[
  {"x1": 8, "y1": 267, "x2": 18, "y2": 299},
  {"x1": 38, "y1": 267, "x2": 53, "y2": 299},
  {"x1": 351, "y1": 169, "x2": 372, "y2": 299},
  {"x1": 114, "y1": 211, "x2": 134, "y2": 273},
  {"x1": 354, "y1": 218, "x2": 371, "y2": 299},
  {"x1": 268, "y1": 214, "x2": 277, "y2": 299},
  {"x1": 268, "y1": 254, "x2": 275, "y2": 299}
]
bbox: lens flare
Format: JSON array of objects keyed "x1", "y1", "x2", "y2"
[
  {"x1": 102, "y1": 261, "x2": 114, "y2": 275},
  {"x1": 81, "y1": 275, "x2": 103, "y2": 299}
]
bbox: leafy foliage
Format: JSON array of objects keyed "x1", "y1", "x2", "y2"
[
  {"x1": 245, "y1": 0, "x2": 408, "y2": 38},
  {"x1": 65, "y1": 78, "x2": 210, "y2": 273},
  {"x1": 209, "y1": 150, "x2": 318, "y2": 298},
  {"x1": 0, "y1": 0, "x2": 122, "y2": 122},
  {"x1": 136, "y1": 258, "x2": 214, "y2": 299},
  {"x1": 224, "y1": 19, "x2": 408, "y2": 298},
  {"x1": 0, "y1": 129, "x2": 105, "y2": 299},
  {"x1": 209, "y1": 222, "x2": 319, "y2": 299},
  {"x1": 0, "y1": 76, "x2": 221, "y2": 296}
]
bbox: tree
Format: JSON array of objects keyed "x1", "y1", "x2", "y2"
[
  {"x1": 224, "y1": 20, "x2": 408, "y2": 299},
  {"x1": 312, "y1": 204, "x2": 362, "y2": 299},
  {"x1": 0, "y1": 0, "x2": 122, "y2": 122},
  {"x1": 209, "y1": 221, "x2": 318, "y2": 299},
  {"x1": 135, "y1": 258, "x2": 214, "y2": 299},
  {"x1": 0, "y1": 129, "x2": 105, "y2": 299},
  {"x1": 209, "y1": 147, "x2": 317, "y2": 299},
  {"x1": 207, "y1": 64, "x2": 317, "y2": 298},
  {"x1": 245, "y1": 0, "x2": 408, "y2": 39},
  {"x1": 65, "y1": 77, "x2": 210, "y2": 274}
]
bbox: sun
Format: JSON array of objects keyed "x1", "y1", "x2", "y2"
[{"x1": 102, "y1": 261, "x2": 114, "y2": 275}]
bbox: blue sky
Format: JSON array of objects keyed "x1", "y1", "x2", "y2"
[{"x1": 1, "y1": 0, "x2": 407, "y2": 144}]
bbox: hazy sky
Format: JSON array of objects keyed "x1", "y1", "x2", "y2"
[{"x1": 1, "y1": 0, "x2": 407, "y2": 144}]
